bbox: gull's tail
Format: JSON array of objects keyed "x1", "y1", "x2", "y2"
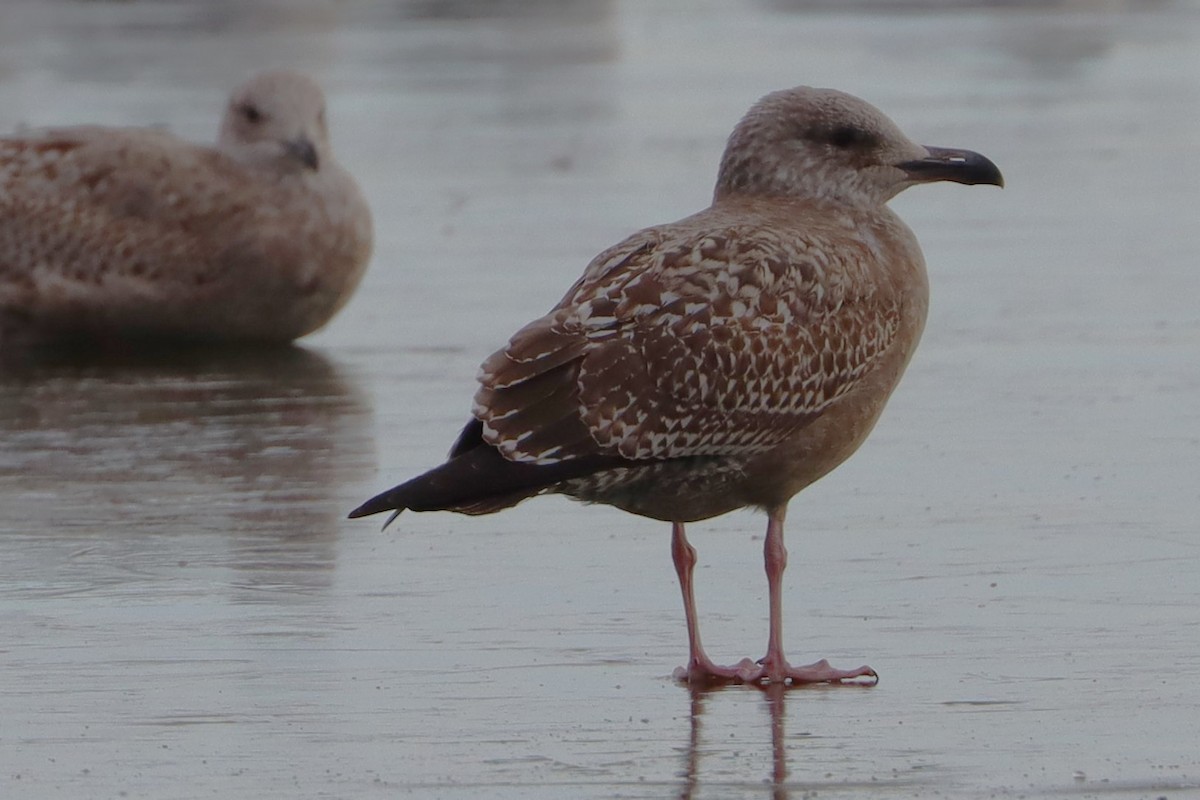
[{"x1": 348, "y1": 440, "x2": 622, "y2": 527}]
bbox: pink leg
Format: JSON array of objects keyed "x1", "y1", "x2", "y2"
[
  {"x1": 756, "y1": 506, "x2": 877, "y2": 685},
  {"x1": 670, "y1": 522, "x2": 759, "y2": 684}
]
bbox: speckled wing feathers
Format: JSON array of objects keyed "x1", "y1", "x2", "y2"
[{"x1": 476, "y1": 214, "x2": 900, "y2": 465}]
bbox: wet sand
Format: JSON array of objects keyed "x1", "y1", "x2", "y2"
[{"x1": 2, "y1": 1, "x2": 1199, "y2": 798}]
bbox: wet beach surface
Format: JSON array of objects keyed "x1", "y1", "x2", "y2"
[{"x1": 2, "y1": 1, "x2": 1199, "y2": 798}]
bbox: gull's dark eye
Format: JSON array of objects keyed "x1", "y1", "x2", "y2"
[
  {"x1": 239, "y1": 103, "x2": 264, "y2": 124},
  {"x1": 825, "y1": 125, "x2": 883, "y2": 151},
  {"x1": 828, "y1": 125, "x2": 875, "y2": 149}
]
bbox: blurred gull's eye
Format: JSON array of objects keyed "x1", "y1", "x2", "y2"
[{"x1": 239, "y1": 104, "x2": 264, "y2": 124}]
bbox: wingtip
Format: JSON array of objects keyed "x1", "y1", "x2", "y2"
[
  {"x1": 347, "y1": 499, "x2": 405, "y2": 531},
  {"x1": 346, "y1": 502, "x2": 373, "y2": 519},
  {"x1": 347, "y1": 492, "x2": 400, "y2": 521}
]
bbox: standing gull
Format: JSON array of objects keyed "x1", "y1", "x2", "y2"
[
  {"x1": 0, "y1": 70, "x2": 372, "y2": 345},
  {"x1": 352, "y1": 87, "x2": 1002, "y2": 685}
]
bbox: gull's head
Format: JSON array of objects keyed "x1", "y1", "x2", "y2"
[
  {"x1": 714, "y1": 86, "x2": 1003, "y2": 206},
  {"x1": 218, "y1": 70, "x2": 331, "y2": 173}
]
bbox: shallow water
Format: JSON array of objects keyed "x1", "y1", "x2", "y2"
[{"x1": 2, "y1": 1, "x2": 1199, "y2": 798}]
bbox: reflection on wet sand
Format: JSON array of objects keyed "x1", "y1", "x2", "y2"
[
  {"x1": 679, "y1": 685, "x2": 920, "y2": 799},
  {"x1": 678, "y1": 686, "x2": 795, "y2": 800},
  {"x1": 678, "y1": 685, "x2": 796, "y2": 800},
  {"x1": 0, "y1": 345, "x2": 374, "y2": 595}
]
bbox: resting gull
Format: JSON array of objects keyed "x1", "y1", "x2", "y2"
[
  {"x1": 351, "y1": 86, "x2": 1002, "y2": 686},
  {"x1": 0, "y1": 70, "x2": 372, "y2": 345}
]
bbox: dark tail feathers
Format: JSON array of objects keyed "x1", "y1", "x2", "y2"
[{"x1": 348, "y1": 442, "x2": 623, "y2": 525}]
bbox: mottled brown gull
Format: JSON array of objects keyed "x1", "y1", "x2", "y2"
[
  {"x1": 0, "y1": 70, "x2": 372, "y2": 345},
  {"x1": 351, "y1": 86, "x2": 1002, "y2": 686}
]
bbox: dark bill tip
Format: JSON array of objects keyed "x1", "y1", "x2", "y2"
[
  {"x1": 899, "y1": 146, "x2": 1004, "y2": 188},
  {"x1": 285, "y1": 137, "x2": 320, "y2": 170}
]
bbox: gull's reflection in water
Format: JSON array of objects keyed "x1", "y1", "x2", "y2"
[
  {"x1": 0, "y1": 344, "x2": 374, "y2": 599},
  {"x1": 679, "y1": 684, "x2": 791, "y2": 800},
  {"x1": 679, "y1": 682, "x2": 885, "y2": 800}
]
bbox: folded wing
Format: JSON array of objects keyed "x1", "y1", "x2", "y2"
[{"x1": 475, "y1": 217, "x2": 901, "y2": 466}]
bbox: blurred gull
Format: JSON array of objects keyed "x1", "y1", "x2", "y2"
[
  {"x1": 0, "y1": 70, "x2": 372, "y2": 345},
  {"x1": 352, "y1": 86, "x2": 1002, "y2": 686}
]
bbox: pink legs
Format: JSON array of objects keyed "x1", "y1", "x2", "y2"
[
  {"x1": 671, "y1": 522, "x2": 760, "y2": 683},
  {"x1": 670, "y1": 508, "x2": 878, "y2": 687},
  {"x1": 756, "y1": 507, "x2": 877, "y2": 684}
]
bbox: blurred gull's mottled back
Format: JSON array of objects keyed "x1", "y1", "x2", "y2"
[{"x1": 0, "y1": 69, "x2": 373, "y2": 345}]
